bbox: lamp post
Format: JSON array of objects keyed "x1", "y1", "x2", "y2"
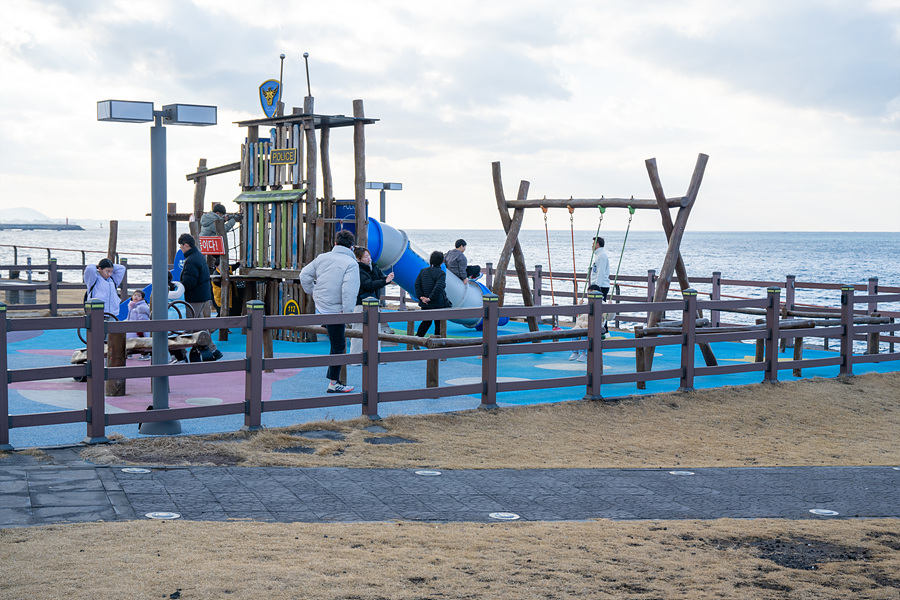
[
  {"x1": 98, "y1": 100, "x2": 217, "y2": 435},
  {"x1": 364, "y1": 182, "x2": 402, "y2": 222}
]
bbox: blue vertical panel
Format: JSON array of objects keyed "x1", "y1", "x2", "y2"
[{"x1": 270, "y1": 203, "x2": 276, "y2": 267}]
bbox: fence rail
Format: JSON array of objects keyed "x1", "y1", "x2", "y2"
[{"x1": 3, "y1": 285, "x2": 900, "y2": 449}]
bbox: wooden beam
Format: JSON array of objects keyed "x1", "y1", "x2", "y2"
[
  {"x1": 192, "y1": 158, "x2": 207, "y2": 224},
  {"x1": 505, "y1": 197, "x2": 687, "y2": 210},
  {"x1": 491, "y1": 162, "x2": 538, "y2": 332},
  {"x1": 492, "y1": 206, "x2": 525, "y2": 302},
  {"x1": 645, "y1": 157, "x2": 717, "y2": 368},
  {"x1": 185, "y1": 161, "x2": 241, "y2": 181},
  {"x1": 303, "y1": 96, "x2": 318, "y2": 267},
  {"x1": 353, "y1": 99, "x2": 368, "y2": 250},
  {"x1": 644, "y1": 154, "x2": 709, "y2": 373}
]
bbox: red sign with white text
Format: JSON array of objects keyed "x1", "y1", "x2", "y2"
[{"x1": 199, "y1": 236, "x2": 225, "y2": 255}]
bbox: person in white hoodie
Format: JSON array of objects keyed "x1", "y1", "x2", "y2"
[
  {"x1": 300, "y1": 230, "x2": 360, "y2": 393},
  {"x1": 83, "y1": 257, "x2": 126, "y2": 315}
]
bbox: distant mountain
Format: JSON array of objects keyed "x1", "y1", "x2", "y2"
[{"x1": 0, "y1": 207, "x2": 52, "y2": 222}]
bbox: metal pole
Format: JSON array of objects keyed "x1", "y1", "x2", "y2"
[
  {"x1": 303, "y1": 52, "x2": 311, "y2": 97},
  {"x1": 380, "y1": 189, "x2": 386, "y2": 222},
  {"x1": 141, "y1": 113, "x2": 181, "y2": 435}
]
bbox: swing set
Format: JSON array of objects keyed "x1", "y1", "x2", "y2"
[
  {"x1": 539, "y1": 201, "x2": 636, "y2": 308},
  {"x1": 490, "y1": 154, "x2": 718, "y2": 369}
]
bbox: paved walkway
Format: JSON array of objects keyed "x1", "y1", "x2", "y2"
[{"x1": 2, "y1": 449, "x2": 898, "y2": 528}]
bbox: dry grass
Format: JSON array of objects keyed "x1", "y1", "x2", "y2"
[
  {"x1": 2, "y1": 519, "x2": 899, "y2": 599},
  {"x1": 81, "y1": 371, "x2": 900, "y2": 469},
  {"x1": 4, "y1": 372, "x2": 900, "y2": 599}
]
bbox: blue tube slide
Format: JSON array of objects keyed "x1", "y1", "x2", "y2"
[{"x1": 367, "y1": 217, "x2": 508, "y2": 330}]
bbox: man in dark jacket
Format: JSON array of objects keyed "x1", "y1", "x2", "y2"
[
  {"x1": 178, "y1": 233, "x2": 222, "y2": 360},
  {"x1": 414, "y1": 250, "x2": 450, "y2": 338}
]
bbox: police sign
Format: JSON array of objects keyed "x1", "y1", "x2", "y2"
[{"x1": 270, "y1": 148, "x2": 297, "y2": 165}]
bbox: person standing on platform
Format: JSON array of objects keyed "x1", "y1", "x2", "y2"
[
  {"x1": 83, "y1": 257, "x2": 125, "y2": 315},
  {"x1": 199, "y1": 203, "x2": 242, "y2": 237},
  {"x1": 300, "y1": 229, "x2": 360, "y2": 393},
  {"x1": 444, "y1": 239, "x2": 481, "y2": 281},
  {"x1": 178, "y1": 233, "x2": 222, "y2": 361},
  {"x1": 415, "y1": 250, "x2": 451, "y2": 339}
]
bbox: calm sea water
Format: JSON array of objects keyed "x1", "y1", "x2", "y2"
[{"x1": 2, "y1": 224, "x2": 898, "y2": 311}]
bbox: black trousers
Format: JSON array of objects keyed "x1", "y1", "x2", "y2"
[
  {"x1": 416, "y1": 319, "x2": 440, "y2": 338},
  {"x1": 325, "y1": 323, "x2": 346, "y2": 381}
]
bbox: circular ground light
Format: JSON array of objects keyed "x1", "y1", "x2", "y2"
[
  {"x1": 415, "y1": 470, "x2": 442, "y2": 476},
  {"x1": 122, "y1": 468, "x2": 151, "y2": 474},
  {"x1": 145, "y1": 512, "x2": 181, "y2": 520},
  {"x1": 669, "y1": 471, "x2": 695, "y2": 476},
  {"x1": 489, "y1": 512, "x2": 521, "y2": 521},
  {"x1": 809, "y1": 509, "x2": 839, "y2": 516}
]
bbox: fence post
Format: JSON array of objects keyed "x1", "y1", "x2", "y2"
[
  {"x1": 710, "y1": 271, "x2": 721, "y2": 327},
  {"x1": 480, "y1": 293, "x2": 499, "y2": 409},
  {"x1": 243, "y1": 300, "x2": 265, "y2": 431},
  {"x1": 120, "y1": 258, "x2": 129, "y2": 303},
  {"x1": 583, "y1": 291, "x2": 605, "y2": 401},
  {"x1": 646, "y1": 269, "x2": 655, "y2": 302},
  {"x1": 763, "y1": 287, "x2": 781, "y2": 383},
  {"x1": 867, "y1": 277, "x2": 878, "y2": 315},
  {"x1": 49, "y1": 258, "x2": 58, "y2": 316},
  {"x1": 362, "y1": 298, "x2": 380, "y2": 420},
  {"x1": 840, "y1": 285, "x2": 854, "y2": 377},
  {"x1": 679, "y1": 289, "x2": 698, "y2": 391},
  {"x1": 782, "y1": 274, "x2": 795, "y2": 350},
  {"x1": 0, "y1": 303, "x2": 11, "y2": 449},
  {"x1": 84, "y1": 299, "x2": 109, "y2": 444},
  {"x1": 485, "y1": 262, "x2": 493, "y2": 290},
  {"x1": 533, "y1": 265, "x2": 542, "y2": 306}
]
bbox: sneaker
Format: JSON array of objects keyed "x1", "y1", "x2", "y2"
[
  {"x1": 168, "y1": 354, "x2": 179, "y2": 364},
  {"x1": 138, "y1": 354, "x2": 152, "y2": 361},
  {"x1": 576, "y1": 351, "x2": 587, "y2": 363},
  {"x1": 568, "y1": 351, "x2": 580, "y2": 361},
  {"x1": 212, "y1": 349, "x2": 223, "y2": 361},
  {"x1": 327, "y1": 381, "x2": 355, "y2": 393}
]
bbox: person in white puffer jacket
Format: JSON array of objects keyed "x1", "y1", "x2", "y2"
[{"x1": 300, "y1": 230, "x2": 360, "y2": 393}]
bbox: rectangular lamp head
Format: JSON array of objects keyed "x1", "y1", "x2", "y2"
[
  {"x1": 162, "y1": 103, "x2": 217, "y2": 126},
  {"x1": 365, "y1": 182, "x2": 385, "y2": 190},
  {"x1": 97, "y1": 100, "x2": 154, "y2": 123},
  {"x1": 385, "y1": 183, "x2": 402, "y2": 190}
]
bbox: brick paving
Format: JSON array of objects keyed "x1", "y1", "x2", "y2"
[{"x1": 1, "y1": 449, "x2": 898, "y2": 528}]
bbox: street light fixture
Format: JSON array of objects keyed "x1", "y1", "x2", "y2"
[
  {"x1": 97, "y1": 99, "x2": 217, "y2": 435},
  {"x1": 365, "y1": 181, "x2": 402, "y2": 222}
]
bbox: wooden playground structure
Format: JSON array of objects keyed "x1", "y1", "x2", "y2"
[{"x1": 490, "y1": 153, "x2": 719, "y2": 371}]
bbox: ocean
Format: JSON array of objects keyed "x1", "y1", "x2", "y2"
[{"x1": 1, "y1": 224, "x2": 898, "y2": 313}]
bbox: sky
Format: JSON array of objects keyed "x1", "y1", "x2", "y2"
[{"x1": 0, "y1": 0, "x2": 898, "y2": 232}]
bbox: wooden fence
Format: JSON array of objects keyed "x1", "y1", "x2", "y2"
[{"x1": 3, "y1": 287, "x2": 900, "y2": 449}]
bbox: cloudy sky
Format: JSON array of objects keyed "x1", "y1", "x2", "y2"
[{"x1": 1, "y1": 0, "x2": 898, "y2": 231}]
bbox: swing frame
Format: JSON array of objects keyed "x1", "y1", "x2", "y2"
[{"x1": 490, "y1": 154, "x2": 718, "y2": 368}]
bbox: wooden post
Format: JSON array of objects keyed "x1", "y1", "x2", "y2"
[
  {"x1": 480, "y1": 293, "x2": 499, "y2": 409},
  {"x1": 320, "y1": 125, "x2": 334, "y2": 252},
  {"x1": 840, "y1": 285, "x2": 854, "y2": 376},
  {"x1": 635, "y1": 328, "x2": 646, "y2": 390},
  {"x1": 793, "y1": 337, "x2": 804, "y2": 377},
  {"x1": 107, "y1": 220, "x2": 118, "y2": 262},
  {"x1": 167, "y1": 202, "x2": 178, "y2": 264},
  {"x1": 533, "y1": 265, "x2": 543, "y2": 306},
  {"x1": 679, "y1": 289, "x2": 698, "y2": 391},
  {"x1": 243, "y1": 300, "x2": 264, "y2": 431},
  {"x1": 492, "y1": 205, "x2": 525, "y2": 303},
  {"x1": 491, "y1": 163, "x2": 538, "y2": 332},
  {"x1": 484, "y1": 262, "x2": 493, "y2": 290},
  {"x1": 214, "y1": 219, "x2": 230, "y2": 342},
  {"x1": 644, "y1": 154, "x2": 708, "y2": 373},
  {"x1": 0, "y1": 303, "x2": 11, "y2": 449},
  {"x1": 49, "y1": 258, "x2": 58, "y2": 317},
  {"x1": 764, "y1": 287, "x2": 781, "y2": 382},
  {"x1": 192, "y1": 158, "x2": 207, "y2": 223},
  {"x1": 353, "y1": 99, "x2": 368, "y2": 250},
  {"x1": 710, "y1": 271, "x2": 721, "y2": 327},
  {"x1": 105, "y1": 332, "x2": 126, "y2": 397},
  {"x1": 362, "y1": 298, "x2": 380, "y2": 419},
  {"x1": 264, "y1": 280, "x2": 277, "y2": 364},
  {"x1": 583, "y1": 291, "x2": 604, "y2": 401},
  {"x1": 645, "y1": 157, "x2": 716, "y2": 367},
  {"x1": 303, "y1": 96, "x2": 318, "y2": 266},
  {"x1": 84, "y1": 300, "x2": 109, "y2": 444},
  {"x1": 783, "y1": 274, "x2": 796, "y2": 350}
]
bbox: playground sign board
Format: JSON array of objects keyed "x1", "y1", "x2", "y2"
[{"x1": 199, "y1": 236, "x2": 225, "y2": 255}]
